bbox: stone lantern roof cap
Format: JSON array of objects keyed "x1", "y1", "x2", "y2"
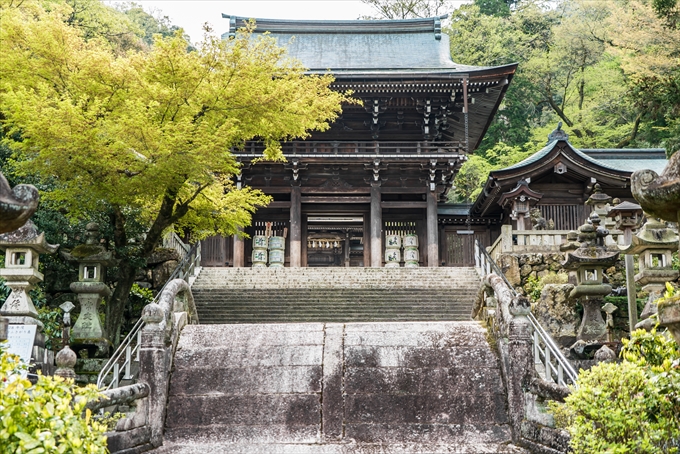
[
  {"x1": 586, "y1": 183, "x2": 612, "y2": 205},
  {"x1": 60, "y1": 221, "x2": 116, "y2": 265},
  {"x1": 0, "y1": 220, "x2": 59, "y2": 254},
  {"x1": 621, "y1": 217, "x2": 679, "y2": 254},
  {"x1": 608, "y1": 201, "x2": 642, "y2": 216},
  {"x1": 563, "y1": 213, "x2": 619, "y2": 269}
]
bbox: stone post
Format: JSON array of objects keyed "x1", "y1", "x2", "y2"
[{"x1": 138, "y1": 302, "x2": 168, "y2": 447}]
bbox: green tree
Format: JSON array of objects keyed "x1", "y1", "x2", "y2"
[
  {"x1": 361, "y1": 0, "x2": 454, "y2": 19},
  {"x1": 0, "y1": 0, "x2": 350, "y2": 343}
]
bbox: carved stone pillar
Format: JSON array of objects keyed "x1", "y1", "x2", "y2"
[
  {"x1": 370, "y1": 184, "x2": 382, "y2": 267},
  {"x1": 290, "y1": 186, "x2": 302, "y2": 267},
  {"x1": 427, "y1": 190, "x2": 439, "y2": 267}
]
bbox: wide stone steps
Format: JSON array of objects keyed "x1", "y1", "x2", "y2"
[
  {"x1": 151, "y1": 322, "x2": 526, "y2": 454},
  {"x1": 191, "y1": 267, "x2": 480, "y2": 324}
]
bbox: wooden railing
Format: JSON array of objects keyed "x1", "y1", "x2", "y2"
[{"x1": 232, "y1": 140, "x2": 465, "y2": 157}]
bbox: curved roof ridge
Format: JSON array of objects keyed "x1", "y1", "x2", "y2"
[
  {"x1": 222, "y1": 15, "x2": 448, "y2": 35},
  {"x1": 498, "y1": 140, "x2": 637, "y2": 174}
]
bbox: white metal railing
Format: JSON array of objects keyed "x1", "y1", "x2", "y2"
[
  {"x1": 475, "y1": 239, "x2": 578, "y2": 387},
  {"x1": 97, "y1": 241, "x2": 202, "y2": 390}
]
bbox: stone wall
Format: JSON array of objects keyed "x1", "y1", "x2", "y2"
[{"x1": 498, "y1": 252, "x2": 627, "y2": 293}]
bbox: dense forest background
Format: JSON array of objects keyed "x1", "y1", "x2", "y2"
[{"x1": 363, "y1": 0, "x2": 680, "y2": 202}]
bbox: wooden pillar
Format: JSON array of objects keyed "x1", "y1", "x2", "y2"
[
  {"x1": 370, "y1": 185, "x2": 382, "y2": 267},
  {"x1": 363, "y1": 215, "x2": 370, "y2": 267},
  {"x1": 427, "y1": 190, "x2": 439, "y2": 267},
  {"x1": 290, "y1": 186, "x2": 302, "y2": 267},
  {"x1": 301, "y1": 214, "x2": 308, "y2": 268},
  {"x1": 233, "y1": 227, "x2": 244, "y2": 268}
]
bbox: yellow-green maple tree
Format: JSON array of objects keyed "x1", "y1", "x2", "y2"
[{"x1": 0, "y1": 0, "x2": 350, "y2": 341}]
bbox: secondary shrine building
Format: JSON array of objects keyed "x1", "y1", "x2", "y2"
[{"x1": 200, "y1": 15, "x2": 666, "y2": 268}]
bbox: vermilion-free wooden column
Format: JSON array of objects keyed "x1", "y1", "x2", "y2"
[
  {"x1": 289, "y1": 186, "x2": 302, "y2": 267},
  {"x1": 427, "y1": 190, "x2": 439, "y2": 267},
  {"x1": 370, "y1": 184, "x2": 382, "y2": 267},
  {"x1": 233, "y1": 227, "x2": 244, "y2": 267}
]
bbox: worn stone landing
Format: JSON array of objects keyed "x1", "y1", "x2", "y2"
[{"x1": 152, "y1": 322, "x2": 527, "y2": 454}]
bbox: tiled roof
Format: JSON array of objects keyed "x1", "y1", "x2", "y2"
[
  {"x1": 222, "y1": 15, "x2": 511, "y2": 75},
  {"x1": 499, "y1": 142, "x2": 667, "y2": 175}
]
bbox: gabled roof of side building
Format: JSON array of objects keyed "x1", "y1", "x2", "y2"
[{"x1": 469, "y1": 127, "x2": 668, "y2": 218}]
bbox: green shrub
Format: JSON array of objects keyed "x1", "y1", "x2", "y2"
[
  {"x1": 525, "y1": 272, "x2": 569, "y2": 302},
  {"x1": 550, "y1": 327, "x2": 680, "y2": 453},
  {"x1": 0, "y1": 345, "x2": 109, "y2": 453}
]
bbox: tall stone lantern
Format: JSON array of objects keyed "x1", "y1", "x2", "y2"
[
  {"x1": 631, "y1": 148, "x2": 680, "y2": 344},
  {"x1": 608, "y1": 201, "x2": 644, "y2": 330},
  {"x1": 61, "y1": 223, "x2": 116, "y2": 354},
  {"x1": 0, "y1": 221, "x2": 58, "y2": 327},
  {"x1": 621, "y1": 216, "x2": 679, "y2": 330},
  {"x1": 563, "y1": 212, "x2": 619, "y2": 341}
]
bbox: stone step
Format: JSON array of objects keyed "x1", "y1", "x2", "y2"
[
  {"x1": 151, "y1": 441, "x2": 528, "y2": 453},
  {"x1": 154, "y1": 322, "x2": 518, "y2": 453}
]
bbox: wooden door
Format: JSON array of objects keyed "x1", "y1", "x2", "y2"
[
  {"x1": 200, "y1": 235, "x2": 231, "y2": 267},
  {"x1": 444, "y1": 229, "x2": 490, "y2": 267}
]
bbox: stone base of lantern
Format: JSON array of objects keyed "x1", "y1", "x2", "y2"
[{"x1": 3, "y1": 315, "x2": 43, "y2": 329}]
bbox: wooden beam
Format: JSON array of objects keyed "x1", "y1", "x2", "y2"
[
  {"x1": 261, "y1": 187, "x2": 292, "y2": 194},
  {"x1": 381, "y1": 201, "x2": 427, "y2": 208},
  {"x1": 380, "y1": 187, "x2": 428, "y2": 194},
  {"x1": 301, "y1": 187, "x2": 371, "y2": 194},
  {"x1": 267, "y1": 201, "x2": 291, "y2": 209},
  {"x1": 301, "y1": 196, "x2": 372, "y2": 204}
]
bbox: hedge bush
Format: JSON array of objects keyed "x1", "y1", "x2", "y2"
[
  {"x1": 551, "y1": 328, "x2": 680, "y2": 453},
  {"x1": 0, "y1": 345, "x2": 108, "y2": 453}
]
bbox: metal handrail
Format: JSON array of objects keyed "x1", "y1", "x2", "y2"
[
  {"x1": 96, "y1": 241, "x2": 202, "y2": 390},
  {"x1": 474, "y1": 239, "x2": 578, "y2": 387}
]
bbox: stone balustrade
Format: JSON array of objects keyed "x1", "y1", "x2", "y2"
[
  {"x1": 473, "y1": 272, "x2": 571, "y2": 454},
  {"x1": 101, "y1": 279, "x2": 198, "y2": 453}
]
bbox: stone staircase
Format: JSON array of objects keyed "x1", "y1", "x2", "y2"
[
  {"x1": 152, "y1": 322, "x2": 527, "y2": 454},
  {"x1": 192, "y1": 267, "x2": 480, "y2": 324}
]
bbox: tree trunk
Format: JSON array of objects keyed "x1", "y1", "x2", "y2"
[
  {"x1": 106, "y1": 262, "x2": 137, "y2": 346},
  {"x1": 616, "y1": 112, "x2": 642, "y2": 148},
  {"x1": 105, "y1": 192, "x2": 181, "y2": 346}
]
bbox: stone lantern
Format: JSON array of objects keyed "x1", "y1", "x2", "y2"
[
  {"x1": 608, "y1": 201, "x2": 644, "y2": 330},
  {"x1": 586, "y1": 184, "x2": 612, "y2": 217},
  {"x1": 631, "y1": 150, "x2": 680, "y2": 344},
  {"x1": 0, "y1": 221, "x2": 58, "y2": 327},
  {"x1": 61, "y1": 222, "x2": 116, "y2": 353},
  {"x1": 563, "y1": 212, "x2": 619, "y2": 341},
  {"x1": 621, "y1": 216, "x2": 679, "y2": 330},
  {"x1": 498, "y1": 180, "x2": 543, "y2": 231}
]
